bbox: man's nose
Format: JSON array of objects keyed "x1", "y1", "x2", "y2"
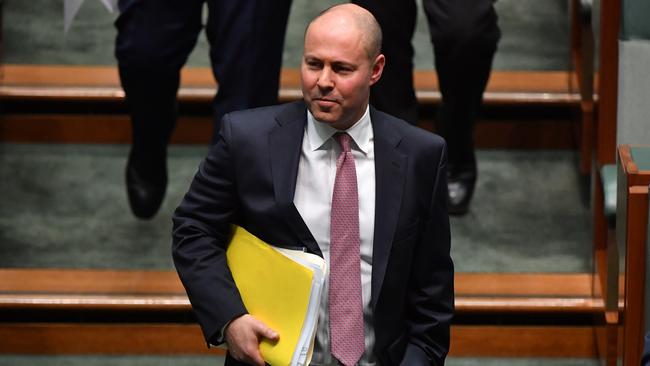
[{"x1": 316, "y1": 68, "x2": 334, "y2": 89}]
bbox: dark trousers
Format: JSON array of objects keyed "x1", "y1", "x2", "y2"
[
  {"x1": 353, "y1": 0, "x2": 500, "y2": 172},
  {"x1": 115, "y1": 0, "x2": 291, "y2": 173}
]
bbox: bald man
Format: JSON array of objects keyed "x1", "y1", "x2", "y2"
[{"x1": 173, "y1": 4, "x2": 454, "y2": 365}]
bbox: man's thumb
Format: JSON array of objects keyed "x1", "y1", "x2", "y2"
[{"x1": 256, "y1": 322, "x2": 279, "y2": 342}]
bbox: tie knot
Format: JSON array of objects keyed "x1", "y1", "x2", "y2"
[{"x1": 335, "y1": 133, "x2": 352, "y2": 153}]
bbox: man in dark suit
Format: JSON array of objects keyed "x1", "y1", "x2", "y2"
[{"x1": 173, "y1": 4, "x2": 453, "y2": 365}]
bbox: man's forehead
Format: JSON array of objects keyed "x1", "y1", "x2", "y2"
[
  {"x1": 302, "y1": 43, "x2": 367, "y2": 66},
  {"x1": 304, "y1": 25, "x2": 365, "y2": 52}
]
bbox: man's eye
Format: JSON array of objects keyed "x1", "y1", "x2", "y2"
[
  {"x1": 306, "y1": 61, "x2": 322, "y2": 69},
  {"x1": 333, "y1": 65, "x2": 353, "y2": 74}
]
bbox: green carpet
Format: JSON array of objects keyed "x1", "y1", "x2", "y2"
[
  {"x1": 0, "y1": 143, "x2": 591, "y2": 272},
  {"x1": 0, "y1": 0, "x2": 587, "y2": 275},
  {"x1": 2, "y1": 0, "x2": 570, "y2": 70}
]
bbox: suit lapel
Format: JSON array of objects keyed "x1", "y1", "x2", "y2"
[
  {"x1": 370, "y1": 108, "x2": 407, "y2": 310},
  {"x1": 267, "y1": 103, "x2": 406, "y2": 280},
  {"x1": 268, "y1": 102, "x2": 321, "y2": 256}
]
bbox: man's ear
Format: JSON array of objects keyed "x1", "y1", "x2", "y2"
[{"x1": 369, "y1": 54, "x2": 385, "y2": 86}]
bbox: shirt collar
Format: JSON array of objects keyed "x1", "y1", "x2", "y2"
[{"x1": 306, "y1": 106, "x2": 373, "y2": 154}]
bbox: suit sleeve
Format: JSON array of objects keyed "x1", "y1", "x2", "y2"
[
  {"x1": 171, "y1": 114, "x2": 247, "y2": 345},
  {"x1": 403, "y1": 141, "x2": 454, "y2": 366}
]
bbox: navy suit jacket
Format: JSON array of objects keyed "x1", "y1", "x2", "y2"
[{"x1": 172, "y1": 100, "x2": 454, "y2": 365}]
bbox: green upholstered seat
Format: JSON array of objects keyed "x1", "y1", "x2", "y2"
[{"x1": 631, "y1": 146, "x2": 650, "y2": 171}]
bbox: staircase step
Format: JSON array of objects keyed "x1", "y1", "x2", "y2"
[
  {"x1": 0, "y1": 270, "x2": 612, "y2": 357},
  {"x1": 0, "y1": 323, "x2": 607, "y2": 358},
  {"x1": 1, "y1": 65, "x2": 582, "y2": 106},
  {"x1": 0, "y1": 269, "x2": 603, "y2": 314},
  {"x1": 0, "y1": 65, "x2": 581, "y2": 147}
]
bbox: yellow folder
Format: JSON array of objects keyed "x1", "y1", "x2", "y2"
[{"x1": 226, "y1": 226, "x2": 326, "y2": 366}]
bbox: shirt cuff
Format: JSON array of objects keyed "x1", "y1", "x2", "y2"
[{"x1": 208, "y1": 320, "x2": 231, "y2": 349}]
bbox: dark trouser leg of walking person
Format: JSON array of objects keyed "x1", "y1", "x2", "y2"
[
  {"x1": 119, "y1": 68, "x2": 180, "y2": 219},
  {"x1": 115, "y1": 0, "x2": 203, "y2": 219},
  {"x1": 424, "y1": 0, "x2": 500, "y2": 215},
  {"x1": 351, "y1": 0, "x2": 419, "y2": 125},
  {"x1": 206, "y1": 0, "x2": 292, "y2": 141}
]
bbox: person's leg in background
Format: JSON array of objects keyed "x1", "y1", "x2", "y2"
[
  {"x1": 352, "y1": 0, "x2": 499, "y2": 215},
  {"x1": 351, "y1": 0, "x2": 418, "y2": 125},
  {"x1": 115, "y1": 0, "x2": 203, "y2": 219},
  {"x1": 206, "y1": 0, "x2": 292, "y2": 141},
  {"x1": 424, "y1": 0, "x2": 500, "y2": 215}
]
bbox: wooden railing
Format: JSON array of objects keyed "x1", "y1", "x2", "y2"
[{"x1": 616, "y1": 145, "x2": 650, "y2": 365}]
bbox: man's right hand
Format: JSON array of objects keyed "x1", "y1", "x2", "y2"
[{"x1": 224, "y1": 314, "x2": 279, "y2": 366}]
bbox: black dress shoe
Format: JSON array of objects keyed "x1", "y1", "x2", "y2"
[
  {"x1": 447, "y1": 167, "x2": 476, "y2": 216},
  {"x1": 126, "y1": 160, "x2": 167, "y2": 219}
]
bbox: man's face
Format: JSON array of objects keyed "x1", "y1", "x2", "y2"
[{"x1": 301, "y1": 18, "x2": 384, "y2": 130}]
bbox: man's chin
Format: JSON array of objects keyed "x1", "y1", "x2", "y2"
[{"x1": 310, "y1": 109, "x2": 340, "y2": 125}]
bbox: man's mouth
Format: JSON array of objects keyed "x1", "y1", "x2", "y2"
[{"x1": 314, "y1": 98, "x2": 338, "y2": 107}]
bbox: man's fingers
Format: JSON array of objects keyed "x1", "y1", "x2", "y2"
[
  {"x1": 248, "y1": 349, "x2": 266, "y2": 366},
  {"x1": 225, "y1": 315, "x2": 278, "y2": 365},
  {"x1": 252, "y1": 320, "x2": 279, "y2": 342},
  {"x1": 230, "y1": 342, "x2": 265, "y2": 366},
  {"x1": 244, "y1": 324, "x2": 276, "y2": 366},
  {"x1": 238, "y1": 343, "x2": 265, "y2": 366}
]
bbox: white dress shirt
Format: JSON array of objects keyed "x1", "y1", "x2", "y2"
[{"x1": 293, "y1": 106, "x2": 376, "y2": 365}]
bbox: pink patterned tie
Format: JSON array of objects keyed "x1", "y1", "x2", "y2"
[{"x1": 329, "y1": 133, "x2": 365, "y2": 366}]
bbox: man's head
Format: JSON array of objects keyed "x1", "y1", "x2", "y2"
[{"x1": 301, "y1": 4, "x2": 385, "y2": 130}]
